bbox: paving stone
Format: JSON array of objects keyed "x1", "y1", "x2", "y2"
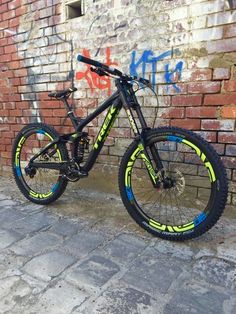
[
  {"x1": 154, "y1": 241, "x2": 196, "y2": 261},
  {"x1": 193, "y1": 257, "x2": 236, "y2": 290},
  {"x1": 0, "y1": 276, "x2": 31, "y2": 314},
  {"x1": 0, "y1": 199, "x2": 18, "y2": 207},
  {"x1": 0, "y1": 229, "x2": 23, "y2": 250},
  {"x1": 10, "y1": 212, "x2": 57, "y2": 234},
  {"x1": 64, "y1": 231, "x2": 106, "y2": 258},
  {"x1": 66, "y1": 255, "x2": 120, "y2": 290},
  {"x1": 164, "y1": 281, "x2": 229, "y2": 314},
  {"x1": 103, "y1": 233, "x2": 147, "y2": 263},
  {"x1": 121, "y1": 247, "x2": 183, "y2": 295},
  {"x1": 10, "y1": 232, "x2": 61, "y2": 256},
  {"x1": 217, "y1": 237, "x2": 236, "y2": 264},
  {"x1": 0, "y1": 208, "x2": 25, "y2": 227},
  {"x1": 23, "y1": 250, "x2": 77, "y2": 281},
  {"x1": 28, "y1": 280, "x2": 88, "y2": 314},
  {"x1": 0, "y1": 193, "x2": 8, "y2": 201},
  {"x1": 80, "y1": 285, "x2": 156, "y2": 314},
  {"x1": 0, "y1": 251, "x2": 26, "y2": 279},
  {"x1": 49, "y1": 218, "x2": 79, "y2": 237}
]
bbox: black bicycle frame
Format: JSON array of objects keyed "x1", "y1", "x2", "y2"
[{"x1": 29, "y1": 78, "x2": 162, "y2": 183}]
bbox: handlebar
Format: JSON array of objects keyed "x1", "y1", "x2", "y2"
[{"x1": 77, "y1": 54, "x2": 150, "y2": 86}]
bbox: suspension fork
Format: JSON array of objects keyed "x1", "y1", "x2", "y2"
[{"x1": 116, "y1": 79, "x2": 163, "y2": 186}]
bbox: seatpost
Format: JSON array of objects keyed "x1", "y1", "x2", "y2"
[{"x1": 62, "y1": 97, "x2": 79, "y2": 129}]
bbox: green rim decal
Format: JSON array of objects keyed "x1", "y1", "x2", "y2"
[
  {"x1": 15, "y1": 136, "x2": 26, "y2": 167},
  {"x1": 149, "y1": 218, "x2": 195, "y2": 233},
  {"x1": 182, "y1": 139, "x2": 216, "y2": 182},
  {"x1": 29, "y1": 190, "x2": 53, "y2": 198}
]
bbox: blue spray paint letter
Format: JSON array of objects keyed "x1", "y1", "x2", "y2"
[
  {"x1": 130, "y1": 49, "x2": 183, "y2": 92},
  {"x1": 164, "y1": 61, "x2": 184, "y2": 92}
]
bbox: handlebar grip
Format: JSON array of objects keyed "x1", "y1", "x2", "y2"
[
  {"x1": 139, "y1": 77, "x2": 150, "y2": 85},
  {"x1": 77, "y1": 55, "x2": 103, "y2": 68},
  {"x1": 77, "y1": 54, "x2": 123, "y2": 77}
]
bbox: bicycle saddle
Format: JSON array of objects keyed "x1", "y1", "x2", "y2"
[{"x1": 48, "y1": 87, "x2": 77, "y2": 99}]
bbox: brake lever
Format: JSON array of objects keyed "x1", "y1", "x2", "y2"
[{"x1": 90, "y1": 66, "x2": 107, "y2": 77}]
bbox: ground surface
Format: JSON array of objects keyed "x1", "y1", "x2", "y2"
[{"x1": 0, "y1": 176, "x2": 235, "y2": 314}]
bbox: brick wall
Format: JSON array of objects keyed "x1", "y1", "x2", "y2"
[{"x1": 0, "y1": 0, "x2": 235, "y2": 204}]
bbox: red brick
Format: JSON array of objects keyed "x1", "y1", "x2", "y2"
[
  {"x1": 17, "y1": 102, "x2": 29, "y2": 109},
  {"x1": 14, "y1": 68, "x2": 28, "y2": 77},
  {"x1": 213, "y1": 68, "x2": 230, "y2": 80},
  {"x1": 15, "y1": 6, "x2": 27, "y2": 17},
  {"x1": 222, "y1": 156, "x2": 236, "y2": 169},
  {"x1": 2, "y1": 10, "x2": 15, "y2": 20},
  {"x1": 221, "y1": 106, "x2": 236, "y2": 119},
  {"x1": 196, "y1": 131, "x2": 217, "y2": 142},
  {"x1": 9, "y1": 61, "x2": 20, "y2": 70},
  {"x1": 186, "y1": 107, "x2": 217, "y2": 118},
  {"x1": 41, "y1": 109, "x2": 53, "y2": 117},
  {"x1": 204, "y1": 94, "x2": 236, "y2": 106},
  {"x1": 8, "y1": 0, "x2": 21, "y2": 10},
  {"x1": 0, "y1": 3, "x2": 8, "y2": 13},
  {"x1": 218, "y1": 132, "x2": 236, "y2": 144},
  {"x1": 0, "y1": 110, "x2": 9, "y2": 116},
  {"x1": 191, "y1": 69, "x2": 212, "y2": 81},
  {"x1": 44, "y1": 117, "x2": 61, "y2": 125},
  {"x1": 223, "y1": 80, "x2": 236, "y2": 92},
  {"x1": 40, "y1": 100, "x2": 61, "y2": 109},
  {"x1": 207, "y1": 38, "x2": 236, "y2": 54},
  {"x1": 201, "y1": 119, "x2": 235, "y2": 131},
  {"x1": 1, "y1": 54, "x2": 12, "y2": 62},
  {"x1": 160, "y1": 107, "x2": 185, "y2": 119},
  {"x1": 109, "y1": 128, "x2": 131, "y2": 138},
  {"x1": 9, "y1": 77, "x2": 21, "y2": 86},
  {"x1": 211, "y1": 143, "x2": 225, "y2": 155},
  {"x1": 188, "y1": 81, "x2": 221, "y2": 94},
  {"x1": 172, "y1": 95, "x2": 202, "y2": 106},
  {"x1": 171, "y1": 119, "x2": 200, "y2": 130},
  {"x1": 0, "y1": 20, "x2": 8, "y2": 29},
  {"x1": 9, "y1": 16, "x2": 20, "y2": 28},
  {"x1": 0, "y1": 38, "x2": 8, "y2": 47},
  {"x1": 226, "y1": 144, "x2": 236, "y2": 156},
  {"x1": 224, "y1": 24, "x2": 236, "y2": 38},
  {"x1": 9, "y1": 109, "x2": 22, "y2": 117}
]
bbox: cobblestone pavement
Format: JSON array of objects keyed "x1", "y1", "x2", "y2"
[{"x1": 0, "y1": 176, "x2": 235, "y2": 314}]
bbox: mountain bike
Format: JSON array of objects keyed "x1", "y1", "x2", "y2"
[{"x1": 12, "y1": 55, "x2": 228, "y2": 240}]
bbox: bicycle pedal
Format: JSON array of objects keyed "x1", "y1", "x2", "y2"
[{"x1": 78, "y1": 170, "x2": 88, "y2": 177}]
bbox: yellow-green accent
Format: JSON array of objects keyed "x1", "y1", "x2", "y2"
[
  {"x1": 182, "y1": 139, "x2": 216, "y2": 182},
  {"x1": 138, "y1": 143, "x2": 157, "y2": 185},
  {"x1": 94, "y1": 105, "x2": 118, "y2": 149},
  {"x1": 126, "y1": 109, "x2": 138, "y2": 134},
  {"x1": 149, "y1": 218, "x2": 195, "y2": 233},
  {"x1": 15, "y1": 136, "x2": 26, "y2": 166},
  {"x1": 125, "y1": 147, "x2": 140, "y2": 186},
  {"x1": 29, "y1": 190, "x2": 53, "y2": 198},
  {"x1": 205, "y1": 161, "x2": 216, "y2": 182}
]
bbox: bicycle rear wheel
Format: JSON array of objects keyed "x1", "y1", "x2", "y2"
[
  {"x1": 12, "y1": 123, "x2": 69, "y2": 204},
  {"x1": 119, "y1": 127, "x2": 228, "y2": 240}
]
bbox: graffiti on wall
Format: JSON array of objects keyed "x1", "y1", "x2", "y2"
[
  {"x1": 76, "y1": 48, "x2": 184, "y2": 95},
  {"x1": 130, "y1": 49, "x2": 183, "y2": 92},
  {"x1": 76, "y1": 47, "x2": 118, "y2": 96}
]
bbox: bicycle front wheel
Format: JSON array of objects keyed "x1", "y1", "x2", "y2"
[
  {"x1": 12, "y1": 123, "x2": 69, "y2": 204},
  {"x1": 119, "y1": 127, "x2": 228, "y2": 240}
]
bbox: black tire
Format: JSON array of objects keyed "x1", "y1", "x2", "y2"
[
  {"x1": 119, "y1": 127, "x2": 228, "y2": 241},
  {"x1": 12, "y1": 123, "x2": 69, "y2": 205}
]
